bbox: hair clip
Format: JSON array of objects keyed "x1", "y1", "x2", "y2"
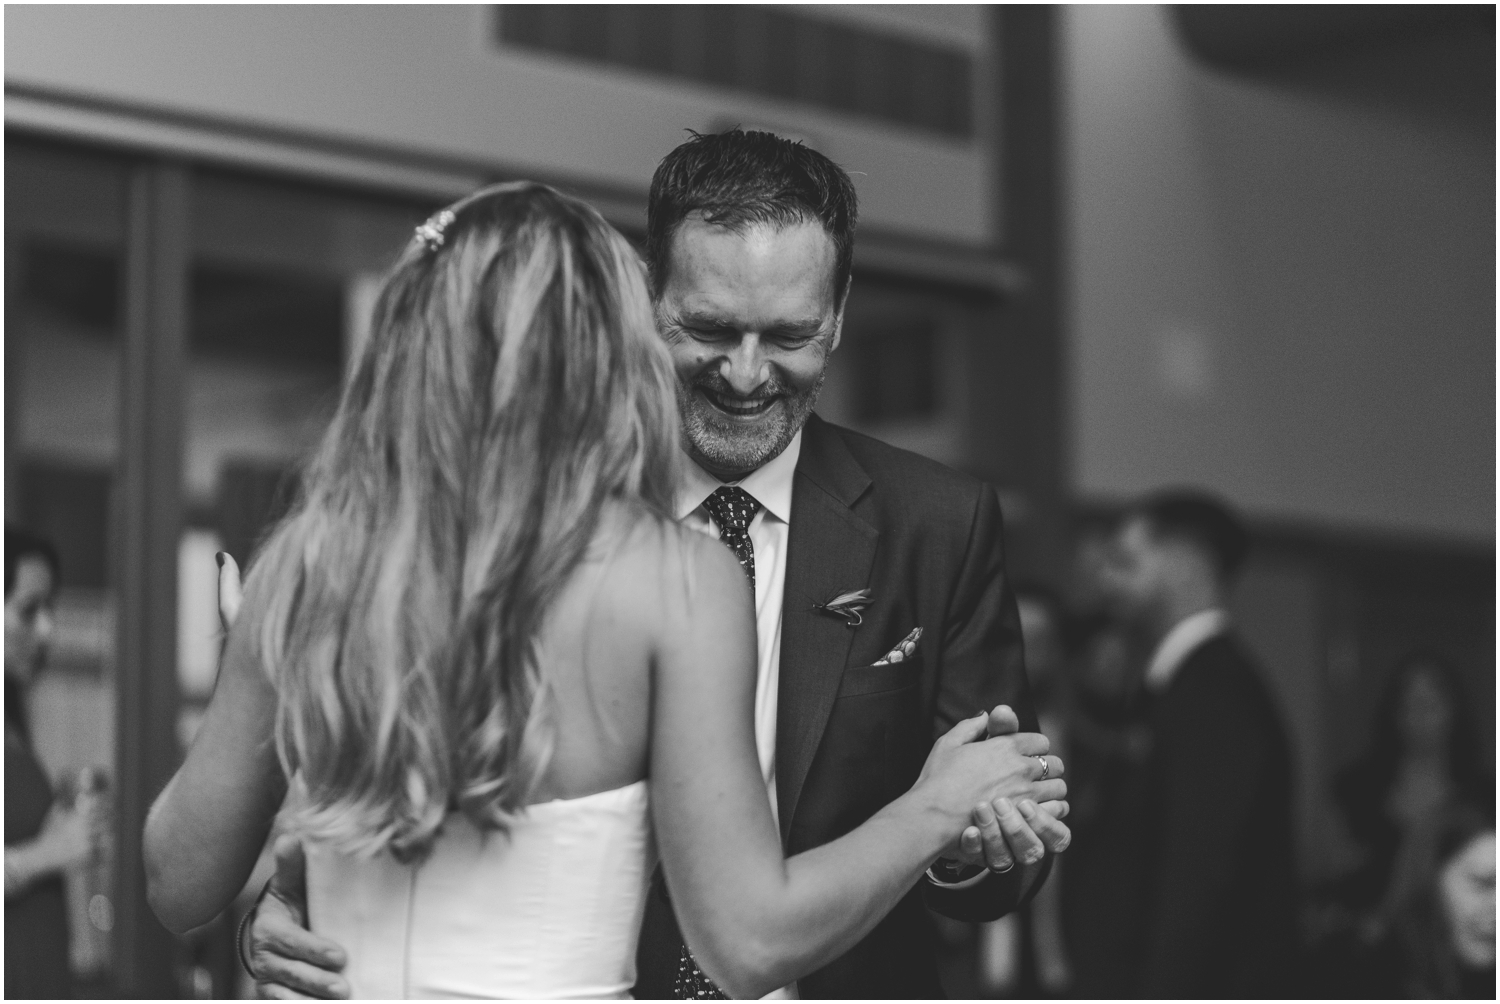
[{"x1": 413, "y1": 209, "x2": 456, "y2": 253}]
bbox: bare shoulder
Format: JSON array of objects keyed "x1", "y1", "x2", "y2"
[{"x1": 595, "y1": 503, "x2": 749, "y2": 638}]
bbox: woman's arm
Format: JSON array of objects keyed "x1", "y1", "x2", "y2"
[
  {"x1": 649, "y1": 534, "x2": 1061, "y2": 998},
  {"x1": 144, "y1": 561, "x2": 286, "y2": 934}
]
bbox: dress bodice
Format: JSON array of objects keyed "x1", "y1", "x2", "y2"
[{"x1": 305, "y1": 780, "x2": 654, "y2": 999}]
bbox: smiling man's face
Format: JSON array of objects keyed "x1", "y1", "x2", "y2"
[{"x1": 656, "y1": 215, "x2": 843, "y2": 481}]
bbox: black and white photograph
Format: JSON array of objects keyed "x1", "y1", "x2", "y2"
[{"x1": 3, "y1": 5, "x2": 1494, "y2": 999}]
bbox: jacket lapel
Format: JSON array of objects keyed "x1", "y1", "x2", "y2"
[{"x1": 776, "y1": 416, "x2": 877, "y2": 844}]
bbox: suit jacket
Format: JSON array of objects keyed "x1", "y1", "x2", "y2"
[
  {"x1": 634, "y1": 415, "x2": 1037, "y2": 999},
  {"x1": 1120, "y1": 633, "x2": 1298, "y2": 997}
]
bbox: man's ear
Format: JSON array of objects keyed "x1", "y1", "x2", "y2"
[{"x1": 829, "y1": 286, "x2": 851, "y2": 353}]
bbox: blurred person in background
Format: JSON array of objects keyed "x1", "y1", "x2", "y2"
[
  {"x1": 4, "y1": 525, "x2": 108, "y2": 998},
  {"x1": 1055, "y1": 525, "x2": 1153, "y2": 995},
  {"x1": 1089, "y1": 490, "x2": 1297, "y2": 996},
  {"x1": 1337, "y1": 653, "x2": 1493, "y2": 920},
  {"x1": 1055, "y1": 522, "x2": 1153, "y2": 806},
  {"x1": 1392, "y1": 806, "x2": 1495, "y2": 998},
  {"x1": 1311, "y1": 651, "x2": 1494, "y2": 992},
  {"x1": 974, "y1": 582, "x2": 1076, "y2": 996}
]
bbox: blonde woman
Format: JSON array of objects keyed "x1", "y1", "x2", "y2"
[{"x1": 144, "y1": 183, "x2": 1061, "y2": 999}]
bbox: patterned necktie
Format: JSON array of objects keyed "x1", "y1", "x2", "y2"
[
  {"x1": 700, "y1": 486, "x2": 761, "y2": 588},
  {"x1": 673, "y1": 486, "x2": 761, "y2": 999}
]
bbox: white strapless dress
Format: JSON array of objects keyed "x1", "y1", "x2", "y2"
[{"x1": 305, "y1": 781, "x2": 655, "y2": 999}]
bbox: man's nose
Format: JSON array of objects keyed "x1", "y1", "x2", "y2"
[
  {"x1": 718, "y1": 336, "x2": 770, "y2": 395},
  {"x1": 35, "y1": 610, "x2": 54, "y2": 641}
]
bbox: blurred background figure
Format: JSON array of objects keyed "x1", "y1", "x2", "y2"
[
  {"x1": 1082, "y1": 491, "x2": 1297, "y2": 996},
  {"x1": 974, "y1": 582, "x2": 1076, "y2": 997},
  {"x1": 5, "y1": 525, "x2": 110, "y2": 998},
  {"x1": 1055, "y1": 522, "x2": 1154, "y2": 996},
  {"x1": 1308, "y1": 652, "x2": 1495, "y2": 993},
  {"x1": 1393, "y1": 808, "x2": 1494, "y2": 998}
]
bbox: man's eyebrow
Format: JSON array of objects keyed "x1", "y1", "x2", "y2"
[
  {"x1": 767, "y1": 318, "x2": 827, "y2": 335},
  {"x1": 674, "y1": 310, "x2": 737, "y2": 328},
  {"x1": 672, "y1": 311, "x2": 827, "y2": 335}
]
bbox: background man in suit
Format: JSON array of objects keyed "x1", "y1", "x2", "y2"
[
  {"x1": 239, "y1": 130, "x2": 1068, "y2": 999},
  {"x1": 1089, "y1": 490, "x2": 1297, "y2": 996}
]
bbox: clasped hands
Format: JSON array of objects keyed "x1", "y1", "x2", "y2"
[{"x1": 928, "y1": 705, "x2": 1071, "y2": 876}]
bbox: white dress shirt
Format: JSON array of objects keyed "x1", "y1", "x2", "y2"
[
  {"x1": 1144, "y1": 607, "x2": 1232, "y2": 693},
  {"x1": 676, "y1": 432, "x2": 803, "y2": 1000}
]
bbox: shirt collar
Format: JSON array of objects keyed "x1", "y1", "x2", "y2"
[
  {"x1": 675, "y1": 430, "x2": 803, "y2": 525},
  {"x1": 1144, "y1": 607, "x2": 1231, "y2": 692}
]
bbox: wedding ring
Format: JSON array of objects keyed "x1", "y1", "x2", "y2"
[{"x1": 1035, "y1": 755, "x2": 1049, "y2": 779}]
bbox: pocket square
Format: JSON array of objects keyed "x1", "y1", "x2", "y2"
[{"x1": 873, "y1": 627, "x2": 922, "y2": 665}]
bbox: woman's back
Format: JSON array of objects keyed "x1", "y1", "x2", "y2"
[
  {"x1": 521, "y1": 504, "x2": 667, "y2": 803},
  {"x1": 306, "y1": 781, "x2": 654, "y2": 998},
  {"x1": 303, "y1": 507, "x2": 687, "y2": 998}
]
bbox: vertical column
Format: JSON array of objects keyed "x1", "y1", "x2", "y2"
[
  {"x1": 114, "y1": 159, "x2": 189, "y2": 997},
  {"x1": 985, "y1": 6, "x2": 1069, "y2": 579},
  {"x1": 5, "y1": 223, "x2": 23, "y2": 520}
]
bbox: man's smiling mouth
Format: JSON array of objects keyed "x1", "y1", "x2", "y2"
[{"x1": 700, "y1": 386, "x2": 779, "y2": 418}]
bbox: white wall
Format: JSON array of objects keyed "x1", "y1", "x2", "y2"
[
  {"x1": 1064, "y1": 6, "x2": 1494, "y2": 544},
  {"x1": 5, "y1": 5, "x2": 994, "y2": 247}
]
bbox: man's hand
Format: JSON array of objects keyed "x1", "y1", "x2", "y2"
[
  {"x1": 960, "y1": 795, "x2": 1072, "y2": 872},
  {"x1": 948, "y1": 705, "x2": 1071, "y2": 874},
  {"x1": 246, "y1": 836, "x2": 349, "y2": 999},
  {"x1": 221, "y1": 531, "x2": 348, "y2": 997}
]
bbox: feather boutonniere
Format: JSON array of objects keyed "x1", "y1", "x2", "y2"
[{"x1": 814, "y1": 588, "x2": 872, "y2": 627}]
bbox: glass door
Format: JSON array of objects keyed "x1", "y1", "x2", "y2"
[
  {"x1": 179, "y1": 168, "x2": 437, "y2": 997},
  {"x1": 8, "y1": 136, "x2": 445, "y2": 998},
  {"x1": 6, "y1": 138, "x2": 131, "y2": 995}
]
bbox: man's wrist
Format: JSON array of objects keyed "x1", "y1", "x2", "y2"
[
  {"x1": 928, "y1": 856, "x2": 970, "y2": 880},
  {"x1": 926, "y1": 857, "x2": 992, "y2": 890}
]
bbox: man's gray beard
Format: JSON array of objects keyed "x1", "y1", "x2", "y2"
[{"x1": 679, "y1": 370, "x2": 825, "y2": 477}]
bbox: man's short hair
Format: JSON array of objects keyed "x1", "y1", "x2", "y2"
[
  {"x1": 1130, "y1": 489, "x2": 1250, "y2": 583},
  {"x1": 6, "y1": 524, "x2": 59, "y2": 596},
  {"x1": 646, "y1": 128, "x2": 859, "y2": 303}
]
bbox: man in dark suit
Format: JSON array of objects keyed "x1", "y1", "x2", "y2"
[
  {"x1": 635, "y1": 128, "x2": 1070, "y2": 999},
  {"x1": 1088, "y1": 490, "x2": 1297, "y2": 997},
  {"x1": 237, "y1": 130, "x2": 1067, "y2": 999}
]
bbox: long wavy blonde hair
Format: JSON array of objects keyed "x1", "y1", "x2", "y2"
[{"x1": 242, "y1": 183, "x2": 680, "y2": 860}]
